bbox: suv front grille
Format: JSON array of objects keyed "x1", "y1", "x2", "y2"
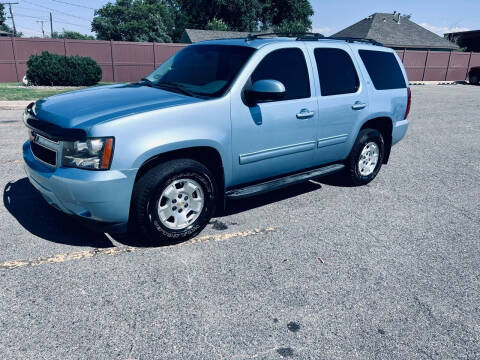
[{"x1": 31, "y1": 141, "x2": 57, "y2": 166}]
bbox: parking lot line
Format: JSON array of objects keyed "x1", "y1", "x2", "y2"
[{"x1": 0, "y1": 227, "x2": 276, "y2": 271}]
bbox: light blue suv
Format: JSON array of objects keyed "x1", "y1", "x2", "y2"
[{"x1": 23, "y1": 34, "x2": 410, "y2": 243}]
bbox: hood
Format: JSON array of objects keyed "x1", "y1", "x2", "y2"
[{"x1": 34, "y1": 83, "x2": 203, "y2": 129}]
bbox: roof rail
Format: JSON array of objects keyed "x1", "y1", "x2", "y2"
[
  {"x1": 328, "y1": 37, "x2": 383, "y2": 46},
  {"x1": 297, "y1": 33, "x2": 325, "y2": 41},
  {"x1": 244, "y1": 33, "x2": 383, "y2": 46},
  {"x1": 246, "y1": 32, "x2": 323, "y2": 41}
]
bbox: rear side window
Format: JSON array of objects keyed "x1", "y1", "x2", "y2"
[
  {"x1": 314, "y1": 48, "x2": 359, "y2": 96},
  {"x1": 359, "y1": 50, "x2": 406, "y2": 90},
  {"x1": 251, "y1": 48, "x2": 310, "y2": 101}
]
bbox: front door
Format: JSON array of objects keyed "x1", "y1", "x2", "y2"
[{"x1": 230, "y1": 45, "x2": 318, "y2": 186}]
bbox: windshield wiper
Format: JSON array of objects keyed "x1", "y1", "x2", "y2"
[
  {"x1": 155, "y1": 81, "x2": 199, "y2": 98},
  {"x1": 140, "y1": 78, "x2": 154, "y2": 87}
]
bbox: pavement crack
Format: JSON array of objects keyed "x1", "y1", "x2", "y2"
[
  {"x1": 0, "y1": 227, "x2": 276, "y2": 271},
  {"x1": 413, "y1": 295, "x2": 438, "y2": 324}
]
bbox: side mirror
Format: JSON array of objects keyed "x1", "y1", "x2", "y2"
[{"x1": 245, "y1": 79, "x2": 286, "y2": 105}]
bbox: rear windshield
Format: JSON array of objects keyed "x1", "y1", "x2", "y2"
[
  {"x1": 359, "y1": 50, "x2": 406, "y2": 90},
  {"x1": 145, "y1": 45, "x2": 256, "y2": 98}
]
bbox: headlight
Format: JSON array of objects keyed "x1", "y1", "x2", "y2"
[{"x1": 62, "y1": 137, "x2": 114, "y2": 170}]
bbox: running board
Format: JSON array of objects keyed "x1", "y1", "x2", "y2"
[{"x1": 225, "y1": 163, "x2": 345, "y2": 200}]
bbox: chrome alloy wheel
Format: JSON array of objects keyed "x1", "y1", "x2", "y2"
[
  {"x1": 358, "y1": 142, "x2": 379, "y2": 176},
  {"x1": 156, "y1": 178, "x2": 205, "y2": 230}
]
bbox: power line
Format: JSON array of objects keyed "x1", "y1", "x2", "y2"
[
  {"x1": 51, "y1": 18, "x2": 85, "y2": 28},
  {"x1": 16, "y1": 5, "x2": 56, "y2": 14},
  {"x1": 15, "y1": 12, "x2": 46, "y2": 19},
  {"x1": 16, "y1": 5, "x2": 90, "y2": 25},
  {"x1": 51, "y1": 0, "x2": 95, "y2": 10},
  {"x1": 20, "y1": 0, "x2": 92, "y2": 21},
  {"x1": 16, "y1": 25, "x2": 42, "y2": 36}
]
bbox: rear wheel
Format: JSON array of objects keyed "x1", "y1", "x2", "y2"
[
  {"x1": 344, "y1": 128, "x2": 385, "y2": 186},
  {"x1": 130, "y1": 159, "x2": 217, "y2": 244},
  {"x1": 469, "y1": 73, "x2": 479, "y2": 85}
]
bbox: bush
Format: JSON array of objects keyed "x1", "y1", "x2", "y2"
[{"x1": 26, "y1": 51, "x2": 102, "y2": 86}]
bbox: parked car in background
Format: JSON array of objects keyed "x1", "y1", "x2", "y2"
[
  {"x1": 23, "y1": 34, "x2": 410, "y2": 244},
  {"x1": 468, "y1": 66, "x2": 480, "y2": 85}
]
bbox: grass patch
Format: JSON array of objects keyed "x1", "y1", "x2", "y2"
[{"x1": 0, "y1": 82, "x2": 115, "y2": 101}]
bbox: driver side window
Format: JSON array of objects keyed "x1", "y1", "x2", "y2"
[{"x1": 251, "y1": 48, "x2": 311, "y2": 101}]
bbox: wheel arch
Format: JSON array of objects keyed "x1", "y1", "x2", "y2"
[
  {"x1": 134, "y1": 146, "x2": 225, "y2": 190},
  {"x1": 359, "y1": 116, "x2": 393, "y2": 164}
]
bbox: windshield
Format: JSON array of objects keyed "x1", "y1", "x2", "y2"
[{"x1": 144, "y1": 45, "x2": 256, "y2": 98}]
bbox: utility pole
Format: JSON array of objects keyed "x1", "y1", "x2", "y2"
[
  {"x1": 0, "y1": 2, "x2": 19, "y2": 37},
  {"x1": 36, "y1": 20, "x2": 46, "y2": 38},
  {"x1": 49, "y1": 12, "x2": 53, "y2": 37}
]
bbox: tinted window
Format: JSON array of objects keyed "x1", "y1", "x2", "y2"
[
  {"x1": 359, "y1": 50, "x2": 406, "y2": 90},
  {"x1": 146, "y1": 45, "x2": 255, "y2": 98},
  {"x1": 251, "y1": 48, "x2": 310, "y2": 101},
  {"x1": 314, "y1": 48, "x2": 359, "y2": 96}
]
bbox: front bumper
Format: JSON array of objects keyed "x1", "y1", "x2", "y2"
[{"x1": 23, "y1": 141, "x2": 136, "y2": 227}]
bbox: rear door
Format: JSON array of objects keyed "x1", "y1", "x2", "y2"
[{"x1": 306, "y1": 43, "x2": 370, "y2": 165}]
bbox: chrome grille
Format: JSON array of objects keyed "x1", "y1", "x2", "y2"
[{"x1": 30, "y1": 133, "x2": 59, "y2": 167}]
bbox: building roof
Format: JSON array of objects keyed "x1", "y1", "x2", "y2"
[{"x1": 332, "y1": 12, "x2": 459, "y2": 50}]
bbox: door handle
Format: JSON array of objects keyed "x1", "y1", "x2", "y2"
[
  {"x1": 352, "y1": 101, "x2": 367, "y2": 110},
  {"x1": 296, "y1": 108, "x2": 315, "y2": 119}
]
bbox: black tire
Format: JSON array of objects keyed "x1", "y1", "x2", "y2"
[
  {"x1": 344, "y1": 128, "x2": 385, "y2": 186},
  {"x1": 469, "y1": 74, "x2": 479, "y2": 85},
  {"x1": 130, "y1": 159, "x2": 217, "y2": 244}
]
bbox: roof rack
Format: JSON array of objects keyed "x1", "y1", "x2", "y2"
[
  {"x1": 297, "y1": 33, "x2": 325, "y2": 41},
  {"x1": 244, "y1": 33, "x2": 383, "y2": 46},
  {"x1": 246, "y1": 32, "x2": 323, "y2": 41},
  {"x1": 327, "y1": 37, "x2": 383, "y2": 46}
]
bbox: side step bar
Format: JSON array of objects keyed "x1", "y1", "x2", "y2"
[{"x1": 225, "y1": 163, "x2": 345, "y2": 200}]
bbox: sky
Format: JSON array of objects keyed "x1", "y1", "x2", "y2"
[{"x1": 5, "y1": 0, "x2": 479, "y2": 39}]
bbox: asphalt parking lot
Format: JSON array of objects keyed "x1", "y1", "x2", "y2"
[{"x1": 1, "y1": 85, "x2": 479, "y2": 359}]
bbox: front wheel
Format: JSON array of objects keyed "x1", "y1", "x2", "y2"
[
  {"x1": 130, "y1": 159, "x2": 217, "y2": 244},
  {"x1": 344, "y1": 128, "x2": 385, "y2": 186}
]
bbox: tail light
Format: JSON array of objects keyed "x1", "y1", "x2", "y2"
[{"x1": 404, "y1": 87, "x2": 411, "y2": 119}]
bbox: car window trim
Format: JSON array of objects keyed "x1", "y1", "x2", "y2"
[
  {"x1": 314, "y1": 47, "x2": 361, "y2": 97},
  {"x1": 245, "y1": 47, "x2": 313, "y2": 103},
  {"x1": 357, "y1": 49, "x2": 407, "y2": 90}
]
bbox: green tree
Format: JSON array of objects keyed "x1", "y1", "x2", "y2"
[
  {"x1": 91, "y1": 0, "x2": 314, "y2": 42},
  {"x1": 0, "y1": 4, "x2": 13, "y2": 34},
  {"x1": 273, "y1": 20, "x2": 311, "y2": 34},
  {"x1": 173, "y1": 0, "x2": 313, "y2": 39},
  {"x1": 174, "y1": 0, "x2": 262, "y2": 33},
  {"x1": 205, "y1": 18, "x2": 230, "y2": 31},
  {"x1": 52, "y1": 30, "x2": 95, "y2": 40},
  {"x1": 261, "y1": 0, "x2": 313, "y2": 33},
  {"x1": 92, "y1": 0, "x2": 173, "y2": 42}
]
